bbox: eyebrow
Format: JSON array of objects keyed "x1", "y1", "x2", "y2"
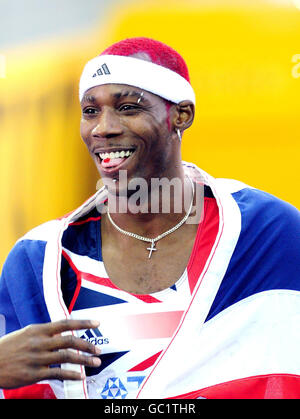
[
  {"x1": 81, "y1": 90, "x2": 148, "y2": 104},
  {"x1": 81, "y1": 94, "x2": 97, "y2": 104},
  {"x1": 82, "y1": 90, "x2": 145, "y2": 103},
  {"x1": 113, "y1": 90, "x2": 147, "y2": 103}
]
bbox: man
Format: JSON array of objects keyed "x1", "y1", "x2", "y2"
[{"x1": 0, "y1": 37, "x2": 300, "y2": 399}]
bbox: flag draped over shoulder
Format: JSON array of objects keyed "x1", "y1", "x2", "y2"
[{"x1": 1, "y1": 163, "x2": 300, "y2": 399}]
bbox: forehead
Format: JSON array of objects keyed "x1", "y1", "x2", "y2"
[{"x1": 81, "y1": 83, "x2": 163, "y2": 105}]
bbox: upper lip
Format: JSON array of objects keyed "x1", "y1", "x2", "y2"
[{"x1": 93, "y1": 146, "x2": 137, "y2": 155}]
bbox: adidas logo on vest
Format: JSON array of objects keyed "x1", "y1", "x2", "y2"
[{"x1": 80, "y1": 327, "x2": 109, "y2": 345}]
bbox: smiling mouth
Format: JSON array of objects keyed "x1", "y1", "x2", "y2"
[{"x1": 96, "y1": 148, "x2": 136, "y2": 171}]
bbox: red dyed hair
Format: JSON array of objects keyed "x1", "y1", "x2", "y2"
[{"x1": 100, "y1": 37, "x2": 190, "y2": 82}]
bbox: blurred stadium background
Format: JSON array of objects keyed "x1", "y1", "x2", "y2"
[{"x1": 0, "y1": 0, "x2": 299, "y2": 267}]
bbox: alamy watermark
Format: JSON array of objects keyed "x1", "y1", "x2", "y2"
[{"x1": 95, "y1": 171, "x2": 204, "y2": 225}]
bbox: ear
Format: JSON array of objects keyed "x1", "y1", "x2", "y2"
[{"x1": 173, "y1": 100, "x2": 195, "y2": 132}]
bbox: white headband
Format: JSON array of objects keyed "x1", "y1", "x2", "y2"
[{"x1": 79, "y1": 55, "x2": 196, "y2": 105}]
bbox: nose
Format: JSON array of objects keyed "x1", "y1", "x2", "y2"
[{"x1": 91, "y1": 107, "x2": 123, "y2": 139}]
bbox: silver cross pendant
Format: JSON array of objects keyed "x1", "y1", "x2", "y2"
[{"x1": 147, "y1": 240, "x2": 157, "y2": 259}]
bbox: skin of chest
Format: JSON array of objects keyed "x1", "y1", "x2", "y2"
[{"x1": 101, "y1": 218, "x2": 198, "y2": 294}]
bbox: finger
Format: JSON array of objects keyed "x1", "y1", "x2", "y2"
[
  {"x1": 40, "y1": 349, "x2": 101, "y2": 368},
  {"x1": 39, "y1": 319, "x2": 100, "y2": 336},
  {"x1": 47, "y1": 334, "x2": 101, "y2": 355},
  {"x1": 40, "y1": 366, "x2": 85, "y2": 382}
]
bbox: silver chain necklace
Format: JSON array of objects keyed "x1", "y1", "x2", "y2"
[{"x1": 106, "y1": 175, "x2": 194, "y2": 258}]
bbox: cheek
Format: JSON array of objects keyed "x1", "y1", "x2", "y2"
[
  {"x1": 80, "y1": 120, "x2": 92, "y2": 147},
  {"x1": 80, "y1": 119, "x2": 86, "y2": 138},
  {"x1": 126, "y1": 117, "x2": 158, "y2": 146}
]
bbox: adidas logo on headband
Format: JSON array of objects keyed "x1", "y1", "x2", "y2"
[{"x1": 92, "y1": 63, "x2": 111, "y2": 77}]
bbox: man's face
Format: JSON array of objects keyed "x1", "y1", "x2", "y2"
[{"x1": 80, "y1": 83, "x2": 177, "y2": 194}]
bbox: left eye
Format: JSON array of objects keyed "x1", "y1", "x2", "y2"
[{"x1": 119, "y1": 104, "x2": 138, "y2": 112}]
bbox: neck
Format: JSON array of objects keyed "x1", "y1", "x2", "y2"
[{"x1": 105, "y1": 170, "x2": 194, "y2": 238}]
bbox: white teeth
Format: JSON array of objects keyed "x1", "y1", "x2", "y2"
[{"x1": 99, "y1": 150, "x2": 134, "y2": 160}]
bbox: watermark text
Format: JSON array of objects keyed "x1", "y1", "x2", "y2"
[{"x1": 95, "y1": 171, "x2": 204, "y2": 225}]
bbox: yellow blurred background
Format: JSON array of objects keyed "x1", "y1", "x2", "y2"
[{"x1": 0, "y1": 0, "x2": 300, "y2": 267}]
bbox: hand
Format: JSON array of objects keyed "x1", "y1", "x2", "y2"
[{"x1": 0, "y1": 319, "x2": 101, "y2": 389}]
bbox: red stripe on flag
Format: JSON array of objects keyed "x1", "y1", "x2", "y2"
[
  {"x1": 3, "y1": 384, "x2": 57, "y2": 399},
  {"x1": 187, "y1": 197, "x2": 219, "y2": 294},
  {"x1": 69, "y1": 216, "x2": 101, "y2": 226},
  {"x1": 128, "y1": 351, "x2": 163, "y2": 372},
  {"x1": 170, "y1": 374, "x2": 300, "y2": 399}
]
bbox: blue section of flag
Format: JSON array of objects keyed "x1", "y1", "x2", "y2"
[
  {"x1": 73, "y1": 287, "x2": 127, "y2": 311},
  {"x1": 0, "y1": 240, "x2": 51, "y2": 333},
  {"x1": 85, "y1": 351, "x2": 129, "y2": 377},
  {"x1": 62, "y1": 208, "x2": 101, "y2": 260},
  {"x1": 206, "y1": 188, "x2": 300, "y2": 321}
]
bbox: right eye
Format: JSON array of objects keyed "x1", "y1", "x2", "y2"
[{"x1": 82, "y1": 107, "x2": 98, "y2": 116}]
